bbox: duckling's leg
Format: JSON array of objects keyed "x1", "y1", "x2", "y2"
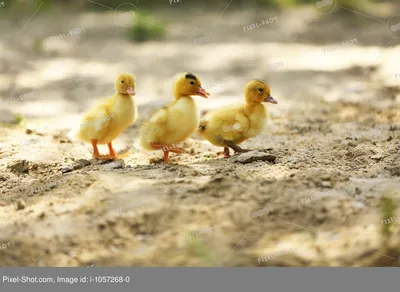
[
  {"x1": 91, "y1": 139, "x2": 101, "y2": 159},
  {"x1": 107, "y1": 142, "x2": 117, "y2": 159},
  {"x1": 223, "y1": 140, "x2": 250, "y2": 154},
  {"x1": 168, "y1": 148, "x2": 185, "y2": 153},
  {"x1": 163, "y1": 150, "x2": 169, "y2": 164},
  {"x1": 223, "y1": 147, "x2": 231, "y2": 158}
]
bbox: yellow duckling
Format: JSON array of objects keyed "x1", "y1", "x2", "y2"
[
  {"x1": 198, "y1": 79, "x2": 277, "y2": 158},
  {"x1": 68, "y1": 73, "x2": 137, "y2": 159},
  {"x1": 139, "y1": 72, "x2": 210, "y2": 163}
]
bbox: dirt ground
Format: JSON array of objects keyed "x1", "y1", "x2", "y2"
[{"x1": 0, "y1": 4, "x2": 400, "y2": 267}]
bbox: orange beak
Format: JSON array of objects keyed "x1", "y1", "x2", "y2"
[
  {"x1": 265, "y1": 96, "x2": 277, "y2": 104},
  {"x1": 195, "y1": 87, "x2": 210, "y2": 98},
  {"x1": 126, "y1": 87, "x2": 135, "y2": 96},
  {"x1": 196, "y1": 87, "x2": 210, "y2": 98}
]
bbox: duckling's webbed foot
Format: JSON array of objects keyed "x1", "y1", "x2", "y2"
[
  {"x1": 163, "y1": 150, "x2": 169, "y2": 164},
  {"x1": 150, "y1": 142, "x2": 184, "y2": 154},
  {"x1": 168, "y1": 147, "x2": 184, "y2": 154},
  {"x1": 150, "y1": 142, "x2": 183, "y2": 164},
  {"x1": 223, "y1": 140, "x2": 250, "y2": 154}
]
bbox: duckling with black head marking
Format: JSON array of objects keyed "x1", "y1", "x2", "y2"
[{"x1": 139, "y1": 72, "x2": 210, "y2": 163}]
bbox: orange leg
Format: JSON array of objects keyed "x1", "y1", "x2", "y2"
[
  {"x1": 164, "y1": 150, "x2": 169, "y2": 164},
  {"x1": 91, "y1": 139, "x2": 101, "y2": 159},
  {"x1": 169, "y1": 147, "x2": 184, "y2": 153},
  {"x1": 150, "y1": 142, "x2": 184, "y2": 163},
  {"x1": 223, "y1": 147, "x2": 231, "y2": 158},
  {"x1": 107, "y1": 142, "x2": 117, "y2": 159}
]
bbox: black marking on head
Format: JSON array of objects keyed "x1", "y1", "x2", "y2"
[{"x1": 185, "y1": 73, "x2": 197, "y2": 81}]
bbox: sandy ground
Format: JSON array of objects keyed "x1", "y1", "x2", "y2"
[{"x1": 0, "y1": 5, "x2": 400, "y2": 267}]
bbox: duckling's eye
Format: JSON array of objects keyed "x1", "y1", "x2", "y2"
[
  {"x1": 190, "y1": 81, "x2": 195, "y2": 85},
  {"x1": 258, "y1": 88, "x2": 263, "y2": 92},
  {"x1": 121, "y1": 80, "x2": 124, "y2": 83}
]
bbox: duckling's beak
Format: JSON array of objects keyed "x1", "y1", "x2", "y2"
[
  {"x1": 265, "y1": 96, "x2": 277, "y2": 104},
  {"x1": 126, "y1": 86, "x2": 135, "y2": 96},
  {"x1": 195, "y1": 87, "x2": 210, "y2": 98}
]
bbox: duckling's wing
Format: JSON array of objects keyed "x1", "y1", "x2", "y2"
[
  {"x1": 218, "y1": 111, "x2": 250, "y2": 141},
  {"x1": 78, "y1": 97, "x2": 115, "y2": 137},
  {"x1": 79, "y1": 107, "x2": 111, "y2": 136},
  {"x1": 68, "y1": 95, "x2": 116, "y2": 142},
  {"x1": 201, "y1": 106, "x2": 250, "y2": 141},
  {"x1": 138, "y1": 105, "x2": 171, "y2": 150}
]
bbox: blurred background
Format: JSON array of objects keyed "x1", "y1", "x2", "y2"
[{"x1": 0, "y1": 0, "x2": 399, "y2": 267}]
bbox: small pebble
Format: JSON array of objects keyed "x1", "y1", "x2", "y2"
[
  {"x1": 60, "y1": 165, "x2": 74, "y2": 174},
  {"x1": 103, "y1": 160, "x2": 124, "y2": 170},
  {"x1": 233, "y1": 151, "x2": 276, "y2": 164}
]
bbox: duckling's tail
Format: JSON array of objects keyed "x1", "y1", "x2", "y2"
[
  {"x1": 198, "y1": 120, "x2": 207, "y2": 133},
  {"x1": 138, "y1": 122, "x2": 158, "y2": 150}
]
